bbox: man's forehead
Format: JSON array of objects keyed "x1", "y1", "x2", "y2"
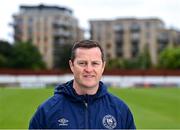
[
  {"x1": 73, "y1": 47, "x2": 103, "y2": 62},
  {"x1": 74, "y1": 55, "x2": 102, "y2": 62},
  {"x1": 75, "y1": 48, "x2": 101, "y2": 55}
]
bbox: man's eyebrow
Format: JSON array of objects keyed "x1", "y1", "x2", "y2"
[
  {"x1": 77, "y1": 60, "x2": 86, "y2": 62},
  {"x1": 92, "y1": 60, "x2": 101, "y2": 62}
]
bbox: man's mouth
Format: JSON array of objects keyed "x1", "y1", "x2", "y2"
[{"x1": 84, "y1": 75, "x2": 94, "y2": 78}]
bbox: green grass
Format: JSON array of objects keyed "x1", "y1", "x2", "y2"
[
  {"x1": 0, "y1": 87, "x2": 180, "y2": 129},
  {"x1": 0, "y1": 87, "x2": 52, "y2": 129},
  {"x1": 109, "y1": 87, "x2": 180, "y2": 129}
]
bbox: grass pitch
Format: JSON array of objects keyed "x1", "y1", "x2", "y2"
[
  {"x1": 0, "y1": 87, "x2": 52, "y2": 128},
  {"x1": 0, "y1": 87, "x2": 179, "y2": 129},
  {"x1": 109, "y1": 87, "x2": 180, "y2": 129}
]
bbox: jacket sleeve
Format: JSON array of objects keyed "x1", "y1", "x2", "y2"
[
  {"x1": 29, "y1": 106, "x2": 46, "y2": 129},
  {"x1": 125, "y1": 107, "x2": 136, "y2": 129}
]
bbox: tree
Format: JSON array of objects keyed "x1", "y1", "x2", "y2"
[
  {"x1": 106, "y1": 58, "x2": 124, "y2": 69},
  {"x1": 53, "y1": 44, "x2": 72, "y2": 69},
  {"x1": 136, "y1": 46, "x2": 152, "y2": 69},
  {"x1": 106, "y1": 45, "x2": 152, "y2": 70},
  {"x1": 158, "y1": 47, "x2": 180, "y2": 69},
  {"x1": 11, "y1": 41, "x2": 46, "y2": 69},
  {"x1": 123, "y1": 44, "x2": 152, "y2": 69},
  {"x1": 0, "y1": 40, "x2": 13, "y2": 67},
  {"x1": 0, "y1": 54, "x2": 7, "y2": 67}
]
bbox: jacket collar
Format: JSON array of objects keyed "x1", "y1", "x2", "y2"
[{"x1": 54, "y1": 80, "x2": 108, "y2": 103}]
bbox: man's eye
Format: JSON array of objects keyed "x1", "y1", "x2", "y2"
[
  {"x1": 92, "y1": 62, "x2": 100, "y2": 66},
  {"x1": 78, "y1": 62, "x2": 86, "y2": 66}
]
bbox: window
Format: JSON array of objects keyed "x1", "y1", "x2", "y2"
[
  {"x1": 113, "y1": 24, "x2": 124, "y2": 33},
  {"x1": 130, "y1": 23, "x2": 140, "y2": 32},
  {"x1": 131, "y1": 32, "x2": 140, "y2": 41},
  {"x1": 131, "y1": 41, "x2": 139, "y2": 57},
  {"x1": 116, "y1": 41, "x2": 123, "y2": 57}
]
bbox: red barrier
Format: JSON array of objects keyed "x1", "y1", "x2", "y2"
[{"x1": 0, "y1": 69, "x2": 180, "y2": 76}]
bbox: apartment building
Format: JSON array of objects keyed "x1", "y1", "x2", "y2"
[
  {"x1": 13, "y1": 4, "x2": 84, "y2": 69},
  {"x1": 90, "y1": 18, "x2": 180, "y2": 65}
]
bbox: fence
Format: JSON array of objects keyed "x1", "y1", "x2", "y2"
[{"x1": 0, "y1": 69, "x2": 180, "y2": 88}]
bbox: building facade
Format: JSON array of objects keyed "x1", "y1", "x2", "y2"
[
  {"x1": 90, "y1": 18, "x2": 180, "y2": 65},
  {"x1": 13, "y1": 4, "x2": 84, "y2": 69}
]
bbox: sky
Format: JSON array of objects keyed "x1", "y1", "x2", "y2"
[{"x1": 1, "y1": 0, "x2": 180, "y2": 42}]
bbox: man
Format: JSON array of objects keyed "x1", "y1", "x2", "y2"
[{"x1": 29, "y1": 40, "x2": 136, "y2": 129}]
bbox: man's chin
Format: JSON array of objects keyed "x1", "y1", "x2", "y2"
[{"x1": 82, "y1": 82, "x2": 98, "y2": 89}]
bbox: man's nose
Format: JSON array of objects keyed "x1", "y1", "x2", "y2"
[{"x1": 84, "y1": 64, "x2": 93, "y2": 72}]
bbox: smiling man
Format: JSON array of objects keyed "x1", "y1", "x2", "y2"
[
  {"x1": 29, "y1": 40, "x2": 136, "y2": 129},
  {"x1": 69, "y1": 43, "x2": 105, "y2": 95}
]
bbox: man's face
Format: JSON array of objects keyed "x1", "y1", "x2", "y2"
[{"x1": 69, "y1": 47, "x2": 105, "y2": 90}]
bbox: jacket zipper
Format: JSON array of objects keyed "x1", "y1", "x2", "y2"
[{"x1": 84, "y1": 101, "x2": 88, "y2": 129}]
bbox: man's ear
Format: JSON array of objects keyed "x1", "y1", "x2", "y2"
[
  {"x1": 103, "y1": 61, "x2": 106, "y2": 67},
  {"x1": 69, "y1": 60, "x2": 74, "y2": 72},
  {"x1": 102, "y1": 61, "x2": 106, "y2": 72}
]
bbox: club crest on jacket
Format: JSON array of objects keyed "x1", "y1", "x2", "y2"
[{"x1": 102, "y1": 115, "x2": 117, "y2": 129}]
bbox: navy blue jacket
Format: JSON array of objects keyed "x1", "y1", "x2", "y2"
[{"x1": 29, "y1": 80, "x2": 136, "y2": 129}]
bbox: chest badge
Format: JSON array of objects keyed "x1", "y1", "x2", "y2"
[
  {"x1": 58, "y1": 118, "x2": 69, "y2": 126},
  {"x1": 102, "y1": 115, "x2": 117, "y2": 129}
]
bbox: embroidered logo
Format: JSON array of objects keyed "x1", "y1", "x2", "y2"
[
  {"x1": 58, "y1": 118, "x2": 69, "y2": 126},
  {"x1": 102, "y1": 115, "x2": 117, "y2": 129}
]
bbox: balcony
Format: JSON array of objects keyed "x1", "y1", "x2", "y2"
[
  {"x1": 53, "y1": 21, "x2": 72, "y2": 28},
  {"x1": 113, "y1": 24, "x2": 124, "y2": 33},
  {"x1": 130, "y1": 23, "x2": 141, "y2": 32},
  {"x1": 53, "y1": 30, "x2": 72, "y2": 37}
]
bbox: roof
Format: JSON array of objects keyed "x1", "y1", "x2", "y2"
[{"x1": 20, "y1": 4, "x2": 72, "y2": 14}]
